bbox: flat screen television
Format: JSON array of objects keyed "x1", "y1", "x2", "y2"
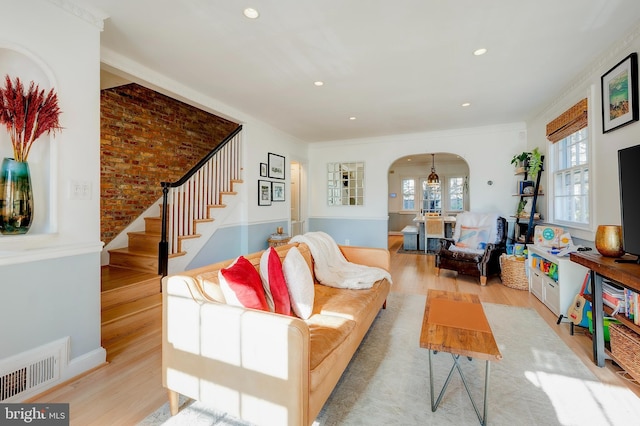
[{"x1": 618, "y1": 144, "x2": 640, "y2": 263}]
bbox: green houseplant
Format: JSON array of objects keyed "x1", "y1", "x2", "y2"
[
  {"x1": 528, "y1": 147, "x2": 543, "y2": 177},
  {"x1": 510, "y1": 148, "x2": 543, "y2": 177},
  {"x1": 510, "y1": 152, "x2": 530, "y2": 168}
]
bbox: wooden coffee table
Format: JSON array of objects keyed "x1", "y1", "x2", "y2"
[{"x1": 420, "y1": 290, "x2": 502, "y2": 425}]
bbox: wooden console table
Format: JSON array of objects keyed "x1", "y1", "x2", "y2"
[{"x1": 569, "y1": 251, "x2": 640, "y2": 368}]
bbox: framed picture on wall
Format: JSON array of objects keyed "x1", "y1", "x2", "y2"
[
  {"x1": 601, "y1": 52, "x2": 639, "y2": 133},
  {"x1": 260, "y1": 163, "x2": 268, "y2": 177},
  {"x1": 272, "y1": 181, "x2": 285, "y2": 202},
  {"x1": 268, "y1": 153, "x2": 285, "y2": 179},
  {"x1": 258, "y1": 180, "x2": 272, "y2": 206}
]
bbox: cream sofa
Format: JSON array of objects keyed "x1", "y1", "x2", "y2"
[{"x1": 162, "y1": 242, "x2": 392, "y2": 426}]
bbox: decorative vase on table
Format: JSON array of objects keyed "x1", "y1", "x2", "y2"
[
  {"x1": 0, "y1": 158, "x2": 33, "y2": 235},
  {"x1": 595, "y1": 225, "x2": 624, "y2": 258}
]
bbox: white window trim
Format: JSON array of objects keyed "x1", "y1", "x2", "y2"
[{"x1": 546, "y1": 92, "x2": 596, "y2": 241}]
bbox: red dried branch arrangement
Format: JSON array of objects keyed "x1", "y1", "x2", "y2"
[{"x1": 0, "y1": 75, "x2": 62, "y2": 162}]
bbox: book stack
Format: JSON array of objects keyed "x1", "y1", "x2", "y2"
[
  {"x1": 622, "y1": 287, "x2": 640, "y2": 325},
  {"x1": 602, "y1": 280, "x2": 624, "y2": 315}
]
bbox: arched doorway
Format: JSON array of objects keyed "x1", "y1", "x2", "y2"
[{"x1": 388, "y1": 152, "x2": 469, "y2": 235}]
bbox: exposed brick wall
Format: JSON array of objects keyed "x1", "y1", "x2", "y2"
[{"x1": 100, "y1": 83, "x2": 238, "y2": 246}]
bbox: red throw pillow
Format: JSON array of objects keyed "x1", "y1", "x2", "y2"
[
  {"x1": 264, "y1": 247, "x2": 291, "y2": 315},
  {"x1": 219, "y1": 256, "x2": 269, "y2": 311}
]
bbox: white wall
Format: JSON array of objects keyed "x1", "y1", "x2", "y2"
[
  {"x1": 527, "y1": 22, "x2": 640, "y2": 242},
  {"x1": 309, "y1": 123, "x2": 527, "y2": 222},
  {"x1": 0, "y1": 0, "x2": 105, "y2": 379}
]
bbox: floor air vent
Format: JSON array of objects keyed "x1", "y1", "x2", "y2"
[{"x1": 0, "y1": 337, "x2": 69, "y2": 402}]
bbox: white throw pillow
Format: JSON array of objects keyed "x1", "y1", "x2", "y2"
[
  {"x1": 259, "y1": 249, "x2": 276, "y2": 312},
  {"x1": 282, "y1": 246, "x2": 314, "y2": 319}
]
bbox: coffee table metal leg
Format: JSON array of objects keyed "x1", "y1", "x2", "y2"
[{"x1": 428, "y1": 351, "x2": 491, "y2": 426}]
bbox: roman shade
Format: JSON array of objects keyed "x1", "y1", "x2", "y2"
[{"x1": 546, "y1": 98, "x2": 588, "y2": 143}]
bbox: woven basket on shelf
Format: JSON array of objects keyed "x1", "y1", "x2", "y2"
[
  {"x1": 609, "y1": 323, "x2": 640, "y2": 381},
  {"x1": 499, "y1": 254, "x2": 528, "y2": 290}
]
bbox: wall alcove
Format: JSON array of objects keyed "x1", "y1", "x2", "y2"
[{"x1": 0, "y1": 46, "x2": 58, "y2": 237}]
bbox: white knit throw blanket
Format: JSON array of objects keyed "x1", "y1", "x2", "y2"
[{"x1": 290, "y1": 232, "x2": 392, "y2": 289}]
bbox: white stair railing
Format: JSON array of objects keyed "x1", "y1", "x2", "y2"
[{"x1": 159, "y1": 126, "x2": 242, "y2": 275}]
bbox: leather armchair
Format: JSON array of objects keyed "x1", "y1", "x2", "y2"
[{"x1": 435, "y1": 215, "x2": 507, "y2": 285}]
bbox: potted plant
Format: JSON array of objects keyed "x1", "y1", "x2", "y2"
[
  {"x1": 510, "y1": 152, "x2": 530, "y2": 169},
  {"x1": 528, "y1": 147, "x2": 543, "y2": 177},
  {"x1": 0, "y1": 75, "x2": 62, "y2": 234}
]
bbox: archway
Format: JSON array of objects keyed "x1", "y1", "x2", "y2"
[{"x1": 388, "y1": 152, "x2": 469, "y2": 235}]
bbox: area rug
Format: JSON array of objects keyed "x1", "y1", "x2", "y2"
[{"x1": 140, "y1": 293, "x2": 640, "y2": 426}]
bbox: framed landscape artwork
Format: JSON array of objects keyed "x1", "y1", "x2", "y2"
[
  {"x1": 601, "y1": 52, "x2": 639, "y2": 133},
  {"x1": 258, "y1": 180, "x2": 271, "y2": 206},
  {"x1": 268, "y1": 153, "x2": 285, "y2": 179}
]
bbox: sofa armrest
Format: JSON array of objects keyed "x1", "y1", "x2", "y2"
[
  {"x1": 338, "y1": 245, "x2": 390, "y2": 271},
  {"x1": 162, "y1": 275, "x2": 310, "y2": 426}
]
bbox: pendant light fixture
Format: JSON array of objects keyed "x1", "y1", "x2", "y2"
[{"x1": 427, "y1": 153, "x2": 440, "y2": 186}]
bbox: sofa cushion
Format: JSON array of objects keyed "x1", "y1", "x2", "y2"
[
  {"x1": 455, "y1": 225, "x2": 490, "y2": 249},
  {"x1": 283, "y1": 246, "x2": 315, "y2": 319},
  {"x1": 312, "y1": 281, "x2": 386, "y2": 320},
  {"x1": 260, "y1": 247, "x2": 292, "y2": 315},
  {"x1": 306, "y1": 314, "x2": 356, "y2": 371},
  {"x1": 219, "y1": 256, "x2": 269, "y2": 311}
]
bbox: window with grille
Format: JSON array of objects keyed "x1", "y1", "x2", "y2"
[
  {"x1": 551, "y1": 128, "x2": 590, "y2": 226},
  {"x1": 421, "y1": 179, "x2": 441, "y2": 214},
  {"x1": 402, "y1": 178, "x2": 415, "y2": 210},
  {"x1": 448, "y1": 177, "x2": 464, "y2": 212}
]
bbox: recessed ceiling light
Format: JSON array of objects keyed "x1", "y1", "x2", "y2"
[
  {"x1": 473, "y1": 48, "x2": 487, "y2": 56},
  {"x1": 349, "y1": 116, "x2": 357, "y2": 121},
  {"x1": 243, "y1": 8, "x2": 259, "y2": 19},
  {"x1": 314, "y1": 81, "x2": 324, "y2": 86},
  {"x1": 461, "y1": 102, "x2": 471, "y2": 107}
]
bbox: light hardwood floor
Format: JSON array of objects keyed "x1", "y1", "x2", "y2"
[{"x1": 33, "y1": 236, "x2": 640, "y2": 424}]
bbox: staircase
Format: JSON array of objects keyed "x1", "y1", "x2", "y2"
[
  {"x1": 100, "y1": 265, "x2": 161, "y2": 357},
  {"x1": 100, "y1": 126, "x2": 243, "y2": 352}
]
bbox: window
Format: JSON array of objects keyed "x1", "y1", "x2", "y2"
[
  {"x1": 402, "y1": 178, "x2": 415, "y2": 210},
  {"x1": 552, "y1": 128, "x2": 589, "y2": 225},
  {"x1": 401, "y1": 174, "x2": 464, "y2": 213},
  {"x1": 421, "y1": 179, "x2": 441, "y2": 213},
  {"x1": 448, "y1": 177, "x2": 464, "y2": 212}
]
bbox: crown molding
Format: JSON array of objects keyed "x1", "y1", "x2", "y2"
[
  {"x1": 47, "y1": 0, "x2": 107, "y2": 31},
  {"x1": 534, "y1": 21, "x2": 640, "y2": 120}
]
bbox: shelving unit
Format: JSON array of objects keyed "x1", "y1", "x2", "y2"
[
  {"x1": 527, "y1": 245, "x2": 588, "y2": 317},
  {"x1": 570, "y1": 251, "x2": 640, "y2": 377},
  {"x1": 512, "y1": 157, "x2": 544, "y2": 243}
]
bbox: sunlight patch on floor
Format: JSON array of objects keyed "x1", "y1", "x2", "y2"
[{"x1": 526, "y1": 370, "x2": 640, "y2": 425}]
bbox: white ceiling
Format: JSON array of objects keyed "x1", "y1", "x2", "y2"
[{"x1": 76, "y1": 0, "x2": 640, "y2": 142}]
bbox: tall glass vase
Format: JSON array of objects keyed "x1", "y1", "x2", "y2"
[{"x1": 0, "y1": 157, "x2": 33, "y2": 235}]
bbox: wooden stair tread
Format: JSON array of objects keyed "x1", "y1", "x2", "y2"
[
  {"x1": 102, "y1": 294, "x2": 162, "y2": 325},
  {"x1": 101, "y1": 266, "x2": 160, "y2": 292},
  {"x1": 109, "y1": 247, "x2": 157, "y2": 258},
  {"x1": 128, "y1": 231, "x2": 161, "y2": 236},
  {"x1": 178, "y1": 234, "x2": 201, "y2": 241}
]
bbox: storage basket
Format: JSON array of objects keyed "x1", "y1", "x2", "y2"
[
  {"x1": 609, "y1": 323, "x2": 640, "y2": 381},
  {"x1": 499, "y1": 254, "x2": 528, "y2": 290}
]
